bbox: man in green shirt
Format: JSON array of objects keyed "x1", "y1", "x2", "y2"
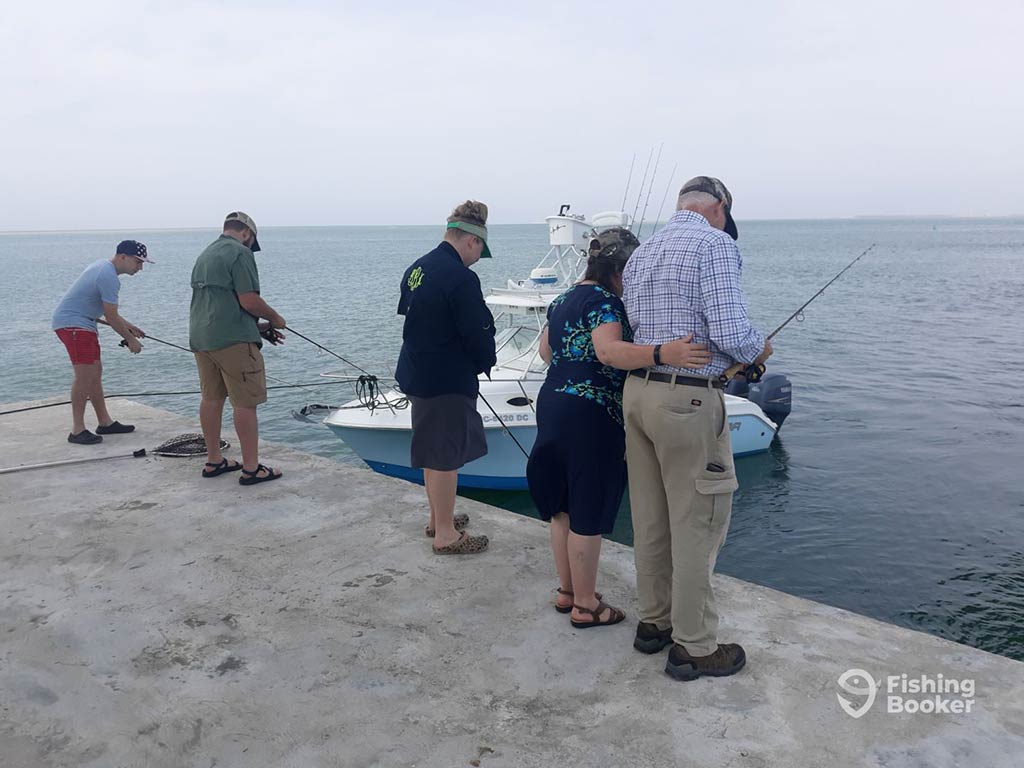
[{"x1": 189, "y1": 211, "x2": 286, "y2": 485}]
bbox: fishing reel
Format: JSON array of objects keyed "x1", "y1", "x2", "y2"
[
  {"x1": 719, "y1": 362, "x2": 766, "y2": 384},
  {"x1": 260, "y1": 326, "x2": 285, "y2": 345},
  {"x1": 739, "y1": 363, "x2": 766, "y2": 383}
]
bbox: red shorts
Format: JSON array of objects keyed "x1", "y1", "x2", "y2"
[{"x1": 55, "y1": 327, "x2": 101, "y2": 365}]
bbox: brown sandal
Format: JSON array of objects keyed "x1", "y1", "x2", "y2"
[
  {"x1": 570, "y1": 600, "x2": 625, "y2": 629},
  {"x1": 425, "y1": 513, "x2": 469, "y2": 538},
  {"x1": 555, "y1": 587, "x2": 603, "y2": 614},
  {"x1": 432, "y1": 531, "x2": 489, "y2": 555}
]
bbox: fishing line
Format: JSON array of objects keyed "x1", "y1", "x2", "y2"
[
  {"x1": 284, "y1": 326, "x2": 372, "y2": 376},
  {"x1": 0, "y1": 380, "x2": 367, "y2": 417}
]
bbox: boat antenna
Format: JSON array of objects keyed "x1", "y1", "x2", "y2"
[
  {"x1": 630, "y1": 147, "x2": 654, "y2": 230},
  {"x1": 652, "y1": 162, "x2": 678, "y2": 235},
  {"x1": 635, "y1": 142, "x2": 664, "y2": 238},
  {"x1": 619, "y1": 153, "x2": 636, "y2": 213}
]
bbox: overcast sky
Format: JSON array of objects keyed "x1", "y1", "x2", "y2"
[{"x1": 2, "y1": 1, "x2": 1021, "y2": 230}]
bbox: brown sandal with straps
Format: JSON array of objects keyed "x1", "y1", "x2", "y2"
[
  {"x1": 570, "y1": 600, "x2": 625, "y2": 629},
  {"x1": 432, "y1": 531, "x2": 489, "y2": 555},
  {"x1": 555, "y1": 587, "x2": 603, "y2": 614}
]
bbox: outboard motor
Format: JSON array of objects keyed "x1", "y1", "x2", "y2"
[
  {"x1": 726, "y1": 372, "x2": 792, "y2": 429},
  {"x1": 747, "y1": 373, "x2": 792, "y2": 429}
]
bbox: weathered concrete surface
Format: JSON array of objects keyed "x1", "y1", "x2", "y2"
[{"x1": 0, "y1": 399, "x2": 1021, "y2": 768}]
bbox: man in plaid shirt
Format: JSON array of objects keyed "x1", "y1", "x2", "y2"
[{"x1": 622, "y1": 176, "x2": 772, "y2": 682}]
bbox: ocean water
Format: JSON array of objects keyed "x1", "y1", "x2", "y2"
[{"x1": 1, "y1": 218, "x2": 1022, "y2": 661}]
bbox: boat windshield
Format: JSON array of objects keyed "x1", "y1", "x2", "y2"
[{"x1": 495, "y1": 326, "x2": 548, "y2": 375}]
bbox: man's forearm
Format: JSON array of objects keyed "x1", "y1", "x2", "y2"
[
  {"x1": 102, "y1": 314, "x2": 134, "y2": 341},
  {"x1": 240, "y1": 295, "x2": 282, "y2": 323}
]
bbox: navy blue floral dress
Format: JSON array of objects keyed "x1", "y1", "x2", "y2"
[{"x1": 527, "y1": 284, "x2": 632, "y2": 536}]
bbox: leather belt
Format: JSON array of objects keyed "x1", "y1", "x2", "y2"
[{"x1": 629, "y1": 369, "x2": 724, "y2": 389}]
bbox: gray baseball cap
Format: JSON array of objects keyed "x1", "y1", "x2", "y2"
[
  {"x1": 679, "y1": 176, "x2": 738, "y2": 240},
  {"x1": 224, "y1": 211, "x2": 261, "y2": 252}
]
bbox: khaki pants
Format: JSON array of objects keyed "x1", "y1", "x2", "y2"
[{"x1": 623, "y1": 373, "x2": 738, "y2": 656}]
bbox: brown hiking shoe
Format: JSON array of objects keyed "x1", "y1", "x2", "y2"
[
  {"x1": 634, "y1": 622, "x2": 673, "y2": 654},
  {"x1": 665, "y1": 643, "x2": 746, "y2": 681}
]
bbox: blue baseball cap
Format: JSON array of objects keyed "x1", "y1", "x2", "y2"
[{"x1": 116, "y1": 240, "x2": 154, "y2": 263}]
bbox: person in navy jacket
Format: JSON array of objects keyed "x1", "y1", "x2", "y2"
[{"x1": 396, "y1": 200, "x2": 496, "y2": 555}]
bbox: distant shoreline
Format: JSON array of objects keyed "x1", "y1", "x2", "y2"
[{"x1": 2, "y1": 214, "x2": 1022, "y2": 235}]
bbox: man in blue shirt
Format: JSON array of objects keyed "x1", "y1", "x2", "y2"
[
  {"x1": 623, "y1": 177, "x2": 772, "y2": 681},
  {"x1": 52, "y1": 240, "x2": 152, "y2": 444},
  {"x1": 396, "y1": 201, "x2": 496, "y2": 555}
]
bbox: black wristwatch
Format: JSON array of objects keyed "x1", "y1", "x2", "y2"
[{"x1": 652, "y1": 344, "x2": 663, "y2": 366}]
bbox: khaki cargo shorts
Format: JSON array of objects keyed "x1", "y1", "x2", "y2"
[{"x1": 194, "y1": 342, "x2": 267, "y2": 408}]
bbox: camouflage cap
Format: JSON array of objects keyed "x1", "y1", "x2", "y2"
[
  {"x1": 224, "y1": 211, "x2": 261, "y2": 252},
  {"x1": 588, "y1": 227, "x2": 640, "y2": 264},
  {"x1": 679, "y1": 176, "x2": 738, "y2": 240}
]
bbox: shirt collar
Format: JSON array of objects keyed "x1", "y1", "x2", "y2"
[
  {"x1": 437, "y1": 240, "x2": 463, "y2": 264},
  {"x1": 668, "y1": 209, "x2": 712, "y2": 228}
]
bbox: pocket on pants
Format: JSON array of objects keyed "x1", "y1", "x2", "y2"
[{"x1": 695, "y1": 471, "x2": 737, "y2": 529}]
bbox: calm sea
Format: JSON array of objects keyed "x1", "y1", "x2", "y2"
[{"x1": 1, "y1": 219, "x2": 1022, "y2": 661}]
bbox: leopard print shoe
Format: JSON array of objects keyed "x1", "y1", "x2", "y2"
[
  {"x1": 425, "y1": 513, "x2": 469, "y2": 538},
  {"x1": 432, "y1": 531, "x2": 489, "y2": 555}
]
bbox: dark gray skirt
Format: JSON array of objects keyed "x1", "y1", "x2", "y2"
[{"x1": 409, "y1": 393, "x2": 488, "y2": 471}]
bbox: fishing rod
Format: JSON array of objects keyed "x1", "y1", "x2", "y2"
[
  {"x1": 477, "y1": 392, "x2": 530, "y2": 460},
  {"x1": 620, "y1": 154, "x2": 637, "y2": 214},
  {"x1": 103, "y1": 320, "x2": 361, "y2": 401},
  {"x1": 97, "y1": 319, "x2": 192, "y2": 353},
  {"x1": 652, "y1": 162, "x2": 678, "y2": 235},
  {"x1": 635, "y1": 142, "x2": 664, "y2": 238},
  {"x1": 723, "y1": 243, "x2": 877, "y2": 382},
  {"x1": 630, "y1": 148, "x2": 655, "y2": 229}
]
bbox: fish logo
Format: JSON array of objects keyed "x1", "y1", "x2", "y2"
[
  {"x1": 837, "y1": 668, "x2": 878, "y2": 719},
  {"x1": 407, "y1": 267, "x2": 424, "y2": 291}
]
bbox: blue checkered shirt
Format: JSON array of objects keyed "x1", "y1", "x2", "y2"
[{"x1": 622, "y1": 210, "x2": 766, "y2": 378}]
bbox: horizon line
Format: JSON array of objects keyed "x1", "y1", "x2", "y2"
[{"x1": 2, "y1": 213, "x2": 1022, "y2": 235}]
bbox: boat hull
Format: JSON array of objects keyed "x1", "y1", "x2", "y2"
[{"x1": 324, "y1": 386, "x2": 777, "y2": 489}]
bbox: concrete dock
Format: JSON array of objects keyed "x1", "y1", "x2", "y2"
[{"x1": 1, "y1": 400, "x2": 1021, "y2": 767}]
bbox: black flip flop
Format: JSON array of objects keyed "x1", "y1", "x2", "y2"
[
  {"x1": 239, "y1": 464, "x2": 282, "y2": 486},
  {"x1": 68, "y1": 430, "x2": 102, "y2": 445},
  {"x1": 202, "y1": 458, "x2": 243, "y2": 478},
  {"x1": 96, "y1": 421, "x2": 135, "y2": 435}
]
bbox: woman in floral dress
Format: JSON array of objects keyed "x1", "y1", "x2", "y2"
[{"x1": 527, "y1": 228, "x2": 711, "y2": 628}]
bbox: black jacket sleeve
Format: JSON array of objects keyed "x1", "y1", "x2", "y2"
[
  {"x1": 450, "y1": 271, "x2": 497, "y2": 375},
  {"x1": 397, "y1": 266, "x2": 412, "y2": 316}
]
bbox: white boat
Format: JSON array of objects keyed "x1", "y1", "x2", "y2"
[{"x1": 322, "y1": 207, "x2": 790, "y2": 489}]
